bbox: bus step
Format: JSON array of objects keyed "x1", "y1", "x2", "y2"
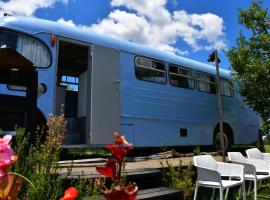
[{"x1": 63, "y1": 131, "x2": 84, "y2": 144}]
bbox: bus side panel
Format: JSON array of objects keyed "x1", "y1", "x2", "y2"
[
  {"x1": 120, "y1": 52, "x2": 221, "y2": 147},
  {"x1": 232, "y1": 94, "x2": 260, "y2": 144},
  {"x1": 34, "y1": 33, "x2": 58, "y2": 118},
  {"x1": 90, "y1": 44, "x2": 120, "y2": 145}
]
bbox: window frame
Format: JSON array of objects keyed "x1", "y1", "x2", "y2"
[
  {"x1": 7, "y1": 84, "x2": 27, "y2": 92},
  {"x1": 134, "y1": 56, "x2": 167, "y2": 84},
  {"x1": 195, "y1": 71, "x2": 217, "y2": 94},
  {"x1": 219, "y1": 77, "x2": 234, "y2": 97},
  {"x1": 168, "y1": 64, "x2": 195, "y2": 90}
]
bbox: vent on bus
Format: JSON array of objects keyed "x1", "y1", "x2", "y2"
[{"x1": 180, "y1": 128, "x2": 187, "y2": 137}]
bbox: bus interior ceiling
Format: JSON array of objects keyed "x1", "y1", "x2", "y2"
[{"x1": 56, "y1": 40, "x2": 89, "y2": 144}]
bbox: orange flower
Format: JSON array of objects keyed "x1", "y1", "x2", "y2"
[
  {"x1": 113, "y1": 132, "x2": 132, "y2": 147},
  {"x1": 59, "y1": 187, "x2": 78, "y2": 200}
]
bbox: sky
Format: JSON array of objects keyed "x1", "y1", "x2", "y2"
[{"x1": 0, "y1": 0, "x2": 269, "y2": 70}]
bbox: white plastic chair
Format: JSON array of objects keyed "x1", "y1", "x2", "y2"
[
  {"x1": 246, "y1": 148, "x2": 270, "y2": 161},
  {"x1": 193, "y1": 155, "x2": 246, "y2": 200},
  {"x1": 228, "y1": 152, "x2": 270, "y2": 200}
]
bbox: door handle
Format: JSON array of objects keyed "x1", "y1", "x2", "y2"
[{"x1": 113, "y1": 80, "x2": 120, "y2": 90}]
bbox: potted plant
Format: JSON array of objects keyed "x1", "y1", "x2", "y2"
[{"x1": 95, "y1": 132, "x2": 138, "y2": 200}]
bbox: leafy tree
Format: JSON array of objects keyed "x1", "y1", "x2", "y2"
[{"x1": 227, "y1": 1, "x2": 270, "y2": 133}]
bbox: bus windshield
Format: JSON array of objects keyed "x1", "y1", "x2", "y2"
[{"x1": 0, "y1": 29, "x2": 51, "y2": 68}]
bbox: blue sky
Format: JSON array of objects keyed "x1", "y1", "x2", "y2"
[{"x1": 0, "y1": 0, "x2": 269, "y2": 69}]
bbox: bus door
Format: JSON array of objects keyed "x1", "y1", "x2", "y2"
[
  {"x1": 56, "y1": 40, "x2": 89, "y2": 145},
  {"x1": 90, "y1": 44, "x2": 120, "y2": 145}
]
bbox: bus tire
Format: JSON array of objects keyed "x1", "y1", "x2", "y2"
[{"x1": 213, "y1": 126, "x2": 232, "y2": 152}]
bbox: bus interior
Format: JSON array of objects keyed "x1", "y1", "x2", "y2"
[{"x1": 56, "y1": 40, "x2": 90, "y2": 144}]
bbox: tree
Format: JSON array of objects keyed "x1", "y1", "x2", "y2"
[{"x1": 227, "y1": 1, "x2": 270, "y2": 133}]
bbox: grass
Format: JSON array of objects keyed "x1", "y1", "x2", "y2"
[
  {"x1": 60, "y1": 148, "x2": 110, "y2": 160},
  {"x1": 264, "y1": 145, "x2": 270, "y2": 153}
]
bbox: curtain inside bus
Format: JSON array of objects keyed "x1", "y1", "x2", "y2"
[{"x1": 0, "y1": 29, "x2": 51, "y2": 68}]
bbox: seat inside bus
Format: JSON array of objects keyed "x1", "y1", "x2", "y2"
[{"x1": 56, "y1": 40, "x2": 89, "y2": 143}]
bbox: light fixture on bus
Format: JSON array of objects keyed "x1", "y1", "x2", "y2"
[
  {"x1": 10, "y1": 68, "x2": 19, "y2": 71},
  {"x1": 51, "y1": 34, "x2": 56, "y2": 47}
]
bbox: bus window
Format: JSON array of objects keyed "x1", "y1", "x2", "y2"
[
  {"x1": 0, "y1": 29, "x2": 51, "y2": 68},
  {"x1": 220, "y1": 78, "x2": 234, "y2": 97},
  {"x1": 169, "y1": 65, "x2": 194, "y2": 89},
  {"x1": 196, "y1": 72, "x2": 217, "y2": 94},
  {"x1": 135, "y1": 56, "x2": 166, "y2": 83},
  {"x1": 7, "y1": 85, "x2": 27, "y2": 92},
  {"x1": 60, "y1": 75, "x2": 79, "y2": 91}
]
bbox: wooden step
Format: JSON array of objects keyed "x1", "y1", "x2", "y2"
[{"x1": 137, "y1": 187, "x2": 184, "y2": 200}]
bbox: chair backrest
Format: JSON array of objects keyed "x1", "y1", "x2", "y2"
[
  {"x1": 193, "y1": 155, "x2": 217, "y2": 170},
  {"x1": 227, "y1": 152, "x2": 246, "y2": 162},
  {"x1": 246, "y1": 148, "x2": 263, "y2": 159}
]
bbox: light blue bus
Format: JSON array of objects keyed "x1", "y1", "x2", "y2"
[{"x1": 0, "y1": 15, "x2": 260, "y2": 149}]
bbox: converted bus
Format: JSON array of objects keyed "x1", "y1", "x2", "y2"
[{"x1": 0, "y1": 15, "x2": 260, "y2": 149}]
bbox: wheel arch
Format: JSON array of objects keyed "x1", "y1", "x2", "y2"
[{"x1": 213, "y1": 122, "x2": 234, "y2": 145}]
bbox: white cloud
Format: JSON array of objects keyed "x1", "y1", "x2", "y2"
[
  {"x1": 111, "y1": 0, "x2": 171, "y2": 25},
  {"x1": 85, "y1": 0, "x2": 226, "y2": 54},
  {"x1": 0, "y1": 0, "x2": 68, "y2": 16},
  {"x1": 57, "y1": 18, "x2": 76, "y2": 27}
]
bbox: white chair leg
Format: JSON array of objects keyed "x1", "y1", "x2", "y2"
[
  {"x1": 220, "y1": 187, "x2": 224, "y2": 200},
  {"x1": 248, "y1": 180, "x2": 252, "y2": 194},
  {"x1": 225, "y1": 188, "x2": 229, "y2": 199},
  {"x1": 258, "y1": 180, "x2": 262, "y2": 188},
  {"x1": 242, "y1": 182, "x2": 246, "y2": 200},
  {"x1": 254, "y1": 180, "x2": 257, "y2": 200},
  {"x1": 211, "y1": 188, "x2": 215, "y2": 200},
  {"x1": 193, "y1": 183, "x2": 198, "y2": 200}
]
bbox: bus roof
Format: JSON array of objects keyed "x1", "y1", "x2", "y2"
[{"x1": 0, "y1": 15, "x2": 231, "y2": 78}]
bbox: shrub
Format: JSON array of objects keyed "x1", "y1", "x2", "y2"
[
  {"x1": 160, "y1": 159, "x2": 195, "y2": 199},
  {"x1": 13, "y1": 113, "x2": 66, "y2": 199}
]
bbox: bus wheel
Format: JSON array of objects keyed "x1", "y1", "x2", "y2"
[{"x1": 214, "y1": 130, "x2": 231, "y2": 152}]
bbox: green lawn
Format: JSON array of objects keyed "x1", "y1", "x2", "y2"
[{"x1": 264, "y1": 145, "x2": 270, "y2": 153}]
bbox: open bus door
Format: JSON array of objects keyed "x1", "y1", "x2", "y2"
[{"x1": 0, "y1": 48, "x2": 38, "y2": 140}]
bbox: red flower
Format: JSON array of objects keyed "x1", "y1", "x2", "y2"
[
  {"x1": 96, "y1": 160, "x2": 117, "y2": 180},
  {"x1": 60, "y1": 187, "x2": 78, "y2": 200},
  {"x1": 105, "y1": 145, "x2": 132, "y2": 160}
]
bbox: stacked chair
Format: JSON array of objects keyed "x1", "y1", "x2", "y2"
[
  {"x1": 193, "y1": 149, "x2": 270, "y2": 200},
  {"x1": 228, "y1": 151, "x2": 270, "y2": 200},
  {"x1": 193, "y1": 155, "x2": 246, "y2": 200}
]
